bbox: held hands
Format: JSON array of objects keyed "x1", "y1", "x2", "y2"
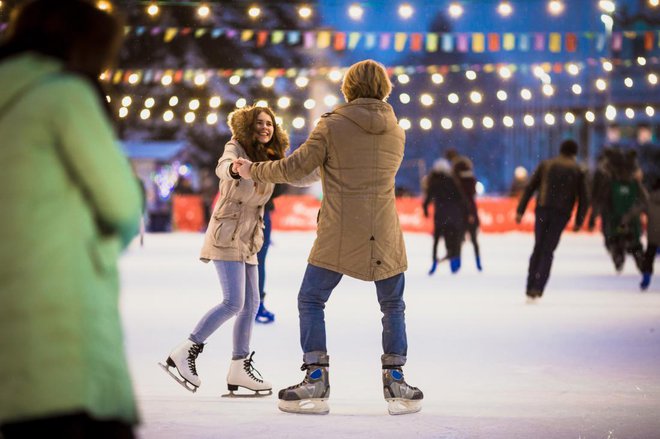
[{"x1": 233, "y1": 158, "x2": 253, "y2": 179}]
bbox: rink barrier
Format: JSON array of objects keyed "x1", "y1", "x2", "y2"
[{"x1": 174, "y1": 194, "x2": 592, "y2": 233}]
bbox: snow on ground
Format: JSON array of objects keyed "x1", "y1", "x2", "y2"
[{"x1": 119, "y1": 231, "x2": 660, "y2": 439}]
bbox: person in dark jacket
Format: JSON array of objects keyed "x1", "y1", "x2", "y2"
[
  {"x1": 255, "y1": 183, "x2": 286, "y2": 323},
  {"x1": 516, "y1": 139, "x2": 589, "y2": 303},
  {"x1": 592, "y1": 149, "x2": 646, "y2": 273},
  {"x1": 423, "y1": 159, "x2": 470, "y2": 274},
  {"x1": 452, "y1": 157, "x2": 482, "y2": 271}
]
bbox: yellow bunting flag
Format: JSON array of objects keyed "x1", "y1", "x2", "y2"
[
  {"x1": 426, "y1": 33, "x2": 438, "y2": 52},
  {"x1": 241, "y1": 30, "x2": 254, "y2": 41},
  {"x1": 503, "y1": 33, "x2": 515, "y2": 51},
  {"x1": 348, "y1": 32, "x2": 361, "y2": 50},
  {"x1": 272, "y1": 30, "x2": 285, "y2": 44},
  {"x1": 195, "y1": 29, "x2": 207, "y2": 38},
  {"x1": 164, "y1": 28, "x2": 178, "y2": 43},
  {"x1": 394, "y1": 33, "x2": 407, "y2": 52},
  {"x1": 549, "y1": 33, "x2": 561, "y2": 52},
  {"x1": 472, "y1": 33, "x2": 485, "y2": 52},
  {"x1": 317, "y1": 31, "x2": 331, "y2": 48}
]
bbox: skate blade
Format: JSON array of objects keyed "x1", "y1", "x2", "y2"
[
  {"x1": 221, "y1": 388, "x2": 272, "y2": 398},
  {"x1": 255, "y1": 317, "x2": 274, "y2": 324},
  {"x1": 386, "y1": 398, "x2": 422, "y2": 415},
  {"x1": 278, "y1": 399, "x2": 329, "y2": 415},
  {"x1": 158, "y1": 362, "x2": 198, "y2": 393}
]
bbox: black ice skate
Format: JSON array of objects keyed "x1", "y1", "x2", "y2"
[
  {"x1": 222, "y1": 351, "x2": 272, "y2": 397},
  {"x1": 278, "y1": 363, "x2": 330, "y2": 415},
  {"x1": 159, "y1": 339, "x2": 204, "y2": 393},
  {"x1": 383, "y1": 366, "x2": 423, "y2": 415}
]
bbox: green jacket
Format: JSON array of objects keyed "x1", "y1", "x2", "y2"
[{"x1": 0, "y1": 53, "x2": 142, "y2": 424}]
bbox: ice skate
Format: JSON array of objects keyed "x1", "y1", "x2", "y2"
[
  {"x1": 450, "y1": 257, "x2": 461, "y2": 274},
  {"x1": 278, "y1": 363, "x2": 330, "y2": 415},
  {"x1": 640, "y1": 273, "x2": 651, "y2": 291},
  {"x1": 255, "y1": 301, "x2": 275, "y2": 324},
  {"x1": 475, "y1": 256, "x2": 482, "y2": 271},
  {"x1": 159, "y1": 339, "x2": 204, "y2": 393},
  {"x1": 383, "y1": 367, "x2": 423, "y2": 415},
  {"x1": 222, "y1": 351, "x2": 272, "y2": 397},
  {"x1": 525, "y1": 289, "x2": 542, "y2": 304}
]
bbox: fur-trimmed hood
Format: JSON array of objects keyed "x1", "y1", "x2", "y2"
[{"x1": 227, "y1": 106, "x2": 289, "y2": 160}]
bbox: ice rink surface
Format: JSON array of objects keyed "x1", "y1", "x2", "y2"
[{"x1": 119, "y1": 231, "x2": 660, "y2": 439}]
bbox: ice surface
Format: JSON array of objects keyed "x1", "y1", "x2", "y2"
[{"x1": 119, "y1": 231, "x2": 660, "y2": 439}]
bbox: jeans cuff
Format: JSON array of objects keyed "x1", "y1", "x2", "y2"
[
  {"x1": 381, "y1": 354, "x2": 406, "y2": 367},
  {"x1": 303, "y1": 351, "x2": 330, "y2": 365}
]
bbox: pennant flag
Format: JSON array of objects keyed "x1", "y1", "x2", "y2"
[
  {"x1": 272, "y1": 30, "x2": 285, "y2": 44},
  {"x1": 287, "y1": 31, "x2": 301, "y2": 45},
  {"x1": 365, "y1": 33, "x2": 377, "y2": 49},
  {"x1": 596, "y1": 33, "x2": 606, "y2": 51},
  {"x1": 164, "y1": 27, "x2": 178, "y2": 43},
  {"x1": 226, "y1": 29, "x2": 238, "y2": 39},
  {"x1": 518, "y1": 33, "x2": 530, "y2": 51},
  {"x1": 143, "y1": 69, "x2": 153, "y2": 84},
  {"x1": 304, "y1": 31, "x2": 315, "y2": 48},
  {"x1": 124, "y1": 26, "x2": 131, "y2": 36},
  {"x1": 488, "y1": 33, "x2": 500, "y2": 51},
  {"x1": 426, "y1": 33, "x2": 438, "y2": 52},
  {"x1": 194, "y1": 29, "x2": 207, "y2": 38},
  {"x1": 348, "y1": 32, "x2": 361, "y2": 50},
  {"x1": 211, "y1": 28, "x2": 223, "y2": 38},
  {"x1": 441, "y1": 33, "x2": 454, "y2": 52},
  {"x1": 180, "y1": 28, "x2": 192, "y2": 37},
  {"x1": 112, "y1": 70, "x2": 123, "y2": 84},
  {"x1": 566, "y1": 33, "x2": 577, "y2": 52},
  {"x1": 549, "y1": 33, "x2": 561, "y2": 52},
  {"x1": 645, "y1": 31, "x2": 654, "y2": 51},
  {"x1": 457, "y1": 34, "x2": 469, "y2": 52},
  {"x1": 334, "y1": 32, "x2": 346, "y2": 51},
  {"x1": 410, "y1": 33, "x2": 423, "y2": 52},
  {"x1": 623, "y1": 31, "x2": 637, "y2": 39},
  {"x1": 533, "y1": 33, "x2": 545, "y2": 51},
  {"x1": 318, "y1": 31, "x2": 331, "y2": 49},
  {"x1": 380, "y1": 33, "x2": 392, "y2": 50},
  {"x1": 150, "y1": 27, "x2": 162, "y2": 36},
  {"x1": 472, "y1": 33, "x2": 485, "y2": 53},
  {"x1": 136, "y1": 26, "x2": 146, "y2": 36},
  {"x1": 612, "y1": 32, "x2": 622, "y2": 51},
  {"x1": 256, "y1": 30, "x2": 269, "y2": 47},
  {"x1": 503, "y1": 33, "x2": 515, "y2": 50},
  {"x1": 394, "y1": 33, "x2": 408, "y2": 52},
  {"x1": 241, "y1": 30, "x2": 254, "y2": 42}
]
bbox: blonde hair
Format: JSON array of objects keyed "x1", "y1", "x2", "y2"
[{"x1": 341, "y1": 59, "x2": 392, "y2": 103}]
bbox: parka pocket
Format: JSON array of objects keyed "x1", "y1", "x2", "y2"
[
  {"x1": 213, "y1": 220, "x2": 238, "y2": 248},
  {"x1": 249, "y1": 217, "x2": 266, "y2": 254}
]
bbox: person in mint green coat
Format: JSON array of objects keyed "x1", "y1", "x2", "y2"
[{"x1": 0, "y1": 1, "x2": 142, "y2": 437}]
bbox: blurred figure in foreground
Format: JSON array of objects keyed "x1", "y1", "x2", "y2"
[
  {"x1": 0, "y1": 1, "x2": 142, "y2": 437},
  {"x1": 516, "y1": 140, "x2": 589, "y2": 303}
]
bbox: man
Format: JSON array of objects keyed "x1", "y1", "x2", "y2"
[
  {"x1": 235, "y1": 59, "x2": 423, "y2": 415},
  {"x1": 516, "y1": 139, "x2": 589, "y2": 303}
]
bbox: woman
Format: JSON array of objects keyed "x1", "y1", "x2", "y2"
[
  {"x1": 163, "y1": 105, "x2": 293, "y2": 396},
  {"x1": 0, "y1": 1, "x2": 142, "y2": 437}
]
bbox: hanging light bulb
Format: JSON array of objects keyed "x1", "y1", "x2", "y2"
[
  {"x1": 399, "y1": 119, "x2": 411, "y2": 130},
  {"x1": 197, "y1": 3, "x2": 211, "y2": 18},
  {"x1": 548, "y1": 0, "x2": 565, "y2": 15},
  {"x1": 298, "y1": 5, "x2": 313, "y2": 19},
  {"x1": 146, "y1": 2, "x2": 159, "y2": 17},
  {"x1": 248, "y1": 6, "x2": 261, "y2": 19},
  {"x1": 348, "y1": 3, "x2": 364, "y2": 20},
  {"x1": 448, "y1": 2, "x2": 464, "y2": 18},
  {"x1": 497, "y1": 1, "x2": 513, "y2": 17},
  {"x1": 398, "y1": 3, "x2": 414, "y2": 19}
]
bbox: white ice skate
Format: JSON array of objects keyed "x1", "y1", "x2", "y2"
[
  {"x1": 159, "y1": 339, "x2": 204, "y2": 393},
  {"x1": 222, "y1": 351, "x2": 272, "y2": 397},
  {"x1": 278, "y1": 363, "x2": 330, "y2": 415},
  {"x1": 383, "y1": 367, "x2": 423, "y2": 415}
]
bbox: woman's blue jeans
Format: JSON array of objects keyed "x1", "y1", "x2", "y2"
[
  {"x1": 189, "y1": 260, "x2": 259, "y2": 360},
  {"x1": 298, "y1": 264, "x2": 408, "y2": 367}
]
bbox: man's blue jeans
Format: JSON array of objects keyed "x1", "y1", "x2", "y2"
[{"x1": 298, "y1": 264, "x2": 408, "y2": 367}]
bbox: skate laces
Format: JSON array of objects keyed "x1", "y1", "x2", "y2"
[
  {"x1": 285, "y1": 363, "x2": 327, "y2": 390},
  {"x1": 243, "y1": 351, "x2": 264, "y2": 383},
  {"x1": 187, "y1": 343, "x2": 204, "y2": 376}
]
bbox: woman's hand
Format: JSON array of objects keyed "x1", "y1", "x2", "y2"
[{"x1": 234, "y1": 158, "x2": 253, "y2": 179}]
